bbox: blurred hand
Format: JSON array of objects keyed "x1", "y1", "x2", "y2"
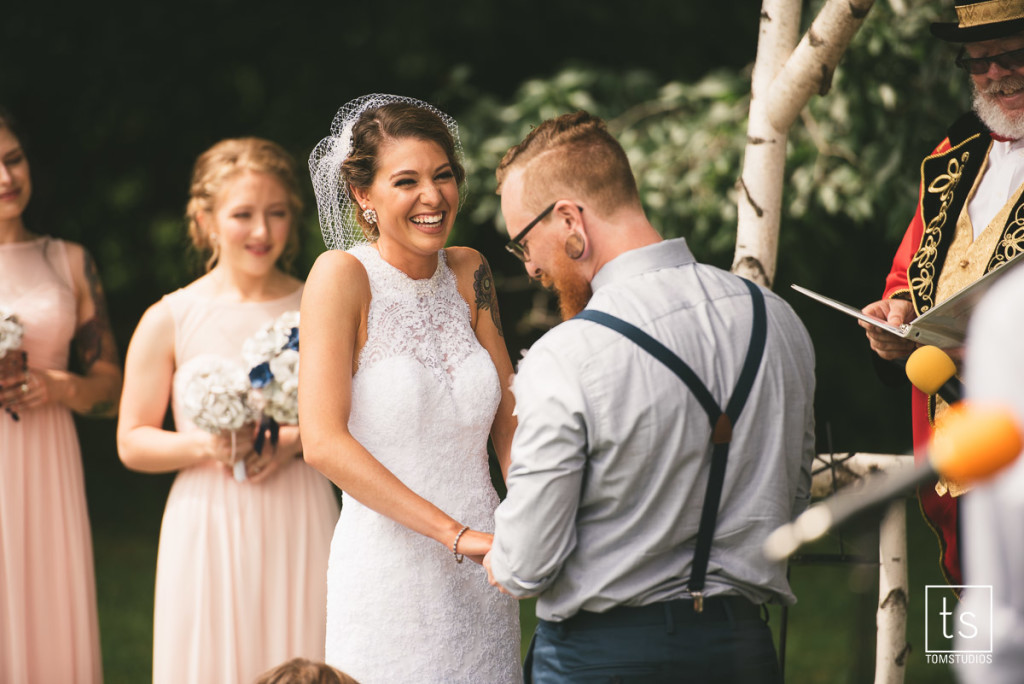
[
  {"x1": 483, "y1": 551, "x2": 511, "y2": 595},
  {"x1": 0, "y1": 361, "x2": 58, "y2": 415},
  {"x1": 860, "y1": 299, "x2": 918, "y2": 360},
  {"x1": 245, "y1": 423, "x2": 302, "y2": 483},
  {"x1": 204, "y1": 425, "x2": 257, "y2": 471}
]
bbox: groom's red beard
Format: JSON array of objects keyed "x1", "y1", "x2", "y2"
[{"x1": 538, "y1": 247, "x2": 593, "y2": 320}]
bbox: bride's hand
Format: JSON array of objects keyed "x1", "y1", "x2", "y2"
[{"x1": 453, "y1": 528, "x2": 493, "y2": 565}]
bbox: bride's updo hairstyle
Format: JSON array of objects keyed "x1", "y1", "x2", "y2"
[
  {"x1": 340, "y1": 102, "x2": 466, "y2": 241},
  {"x1": 186, "y1": 137, "x2": 304, "y2": 272}
]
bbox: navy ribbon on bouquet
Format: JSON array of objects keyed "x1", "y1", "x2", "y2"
[
  {"x1": 253, "y1": 414, "x2": 280, "y2": 456},
  {"x1": 249, "y1": 362, "x2": 278, "y2": 455}
]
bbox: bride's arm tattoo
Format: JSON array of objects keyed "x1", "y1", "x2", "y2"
[{"x1": 473, "y1": 256, "x2": 504, "y2": 338}]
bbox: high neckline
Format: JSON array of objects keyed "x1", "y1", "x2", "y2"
[{"x1": 355, "y1": 244, "x2": 446, "y2": 284}]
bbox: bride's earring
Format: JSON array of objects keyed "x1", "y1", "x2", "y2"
[{"x1": 363, "y1": 207, "x2": 378, "y2": 226}]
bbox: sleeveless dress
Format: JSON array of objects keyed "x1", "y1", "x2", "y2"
[
  {"x1": 0, "y1": 237, "x2": 102, "y2": 683},
  {"x1": 152, "y1": 286, "x2": 340, "y2": 684},
  {"x1": 324, "y1": 245, "x2": 521, "y2": 683}
]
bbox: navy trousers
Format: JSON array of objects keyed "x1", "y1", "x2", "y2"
[{"x1": 524, "y1": 596, "x2": 783, "y2": 684}]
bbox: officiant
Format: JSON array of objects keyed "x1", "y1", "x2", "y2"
[{"x1": 860, "y1": 0, "x2": 1024, "y2": 587}]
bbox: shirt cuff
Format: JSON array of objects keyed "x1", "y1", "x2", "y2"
[{"x1": 488, "y1": 544, "x2": 551, "y2": 599}]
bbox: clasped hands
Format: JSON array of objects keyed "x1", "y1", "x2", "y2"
[
  {"x1": 0, "y1": 351, "x2": 52, "y2": 417},
  {"x1": 204, "y1": 422, "x2": 298, "y2": 483},
  {"x1": 445, "y1": 528, "x2": 514, "y2": 596}
]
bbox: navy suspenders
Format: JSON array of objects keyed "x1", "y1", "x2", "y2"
[{"x1": 573, "y1": 278, "x2": 767, "y2": 612}]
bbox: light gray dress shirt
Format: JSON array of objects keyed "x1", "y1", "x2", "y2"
[
  {"x1": 956, "y1": 264, "x2": 1024, "y2": 683},
  {"x1": 490, "y1": 238, "x2": 816, "y2": 622}
]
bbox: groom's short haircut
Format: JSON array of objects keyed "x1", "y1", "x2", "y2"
[{"x1": 495, "y1": 110, "x2": 640, "y2": 216}]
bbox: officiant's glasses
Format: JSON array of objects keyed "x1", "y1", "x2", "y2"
[{"x1": 955, "y1": 46, "x2": 1024, "y2": 75}]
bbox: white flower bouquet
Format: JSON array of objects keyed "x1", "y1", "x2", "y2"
[
  {"x1": 243, "y1": 311, "x2": 300, "y2": 454},
  {"x1": 175, "y1": 354, "x2": 256, "y2": 481},
  {"x1": 0, "y1": 307, "x2": 24, "y2": 359},
  {"x1": 0, "y1": 307, "x2": 26, "y2": 421}
]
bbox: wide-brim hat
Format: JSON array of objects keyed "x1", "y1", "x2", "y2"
[{"x1": 931, "y1": 0, "x2": 1024, "y2": 42}]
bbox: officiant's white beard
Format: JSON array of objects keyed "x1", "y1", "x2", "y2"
[{"x1": 973, "y1": 77, "x2": 1024, "y2": 140}]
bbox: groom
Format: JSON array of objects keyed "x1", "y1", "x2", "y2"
[{"x1": 483, "y1": 111, "x2": 816, "y2": 683}]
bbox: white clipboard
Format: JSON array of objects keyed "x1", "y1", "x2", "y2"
[{"x1": 791, "y1": 252, "x2": 1024, "y2": 349}]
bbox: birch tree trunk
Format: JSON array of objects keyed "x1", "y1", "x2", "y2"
[
  {"x1": 877, "y1": 501, "x2": 910, "y2": 684},
  {"x1": 733, "y1": 0, "x2": 875, "y2": 287},
  {"x1": 809, "y1": 453, "x2": 913, "y2": 684},
  {"x1": 737, "y1": 3, "x2": 911, "y2": 681},
  {"x1": 732, "y1": 0, "x2": 801, "y2": 288}
]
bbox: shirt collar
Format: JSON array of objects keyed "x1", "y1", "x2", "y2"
[
  {"x1": 987, "y1": 137, "x2": 1024, "y2": 163},
  {"x1": 591, "y1": 238, "x2": 696, "y2": 292}
]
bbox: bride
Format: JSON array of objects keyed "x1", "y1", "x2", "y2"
[{"x1": 300, "y1": 94, "x2": 521, "y2": 683}]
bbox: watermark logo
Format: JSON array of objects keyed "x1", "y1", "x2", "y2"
[{"x1": 924, "y1": 585, "x2": 993, "y2": 665}]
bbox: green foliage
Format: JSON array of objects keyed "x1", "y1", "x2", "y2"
[
  {"x1": 793, "y1": 1, "x2": 970, "y2": 237},
  {"x1": 452, "y1": 66, "x2": 752, "y2": 269},
  {"x1": 454, "y1": 0, "x2": 969, "y2": 278}
]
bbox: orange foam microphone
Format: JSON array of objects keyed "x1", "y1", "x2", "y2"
[
  {"x1": 905, "y1": 345, "x2": 963, "y2": 404},
  {"x1": 763, "y1": 402, "x2": 1022, "y2": 561}
]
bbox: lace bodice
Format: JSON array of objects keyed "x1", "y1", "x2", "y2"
[
  {"x1": 326, "y1": 245, "x2": 520, "y2": 683},
  {"x1": 353, "y1": 244, "x2": 480, "y2": 389},
  {"x1": 346, "y1": 244, "x2": 501, "y2": 511}
]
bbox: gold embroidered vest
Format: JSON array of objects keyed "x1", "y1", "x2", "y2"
[{"x1": 908, "y1": 112, "x2": 1024, "y2": 318}]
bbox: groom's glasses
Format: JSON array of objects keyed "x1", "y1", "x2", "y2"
[
  {"x1": 955, "y1": 46, "x2": 1024, "y2": 74},
  {"x1": 505, "y1": 202, "x2": 583, "y2": 262},
  {"x1": 505, "y1": 202, "x2": 557, "y2": 263}
]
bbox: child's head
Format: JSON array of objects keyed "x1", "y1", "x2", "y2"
[{"x1": 254, "y1": 657, "x2": 360, "y2": 684}]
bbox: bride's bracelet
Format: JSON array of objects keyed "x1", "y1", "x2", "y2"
[{"x1": 452, "y1": 525, "x2": 470, "y2": 564}]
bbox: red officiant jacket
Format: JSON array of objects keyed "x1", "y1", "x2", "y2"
[{"x1": 883, "y1": 111, "x2": 1024, "y2": 585}]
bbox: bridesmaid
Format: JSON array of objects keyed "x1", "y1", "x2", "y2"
[
  {"x1": 0, "y1": 106, "x2": 122, "y2": 683},
  {"x1": 117, "y1": 137, "x2": 339, "y2": 683}
]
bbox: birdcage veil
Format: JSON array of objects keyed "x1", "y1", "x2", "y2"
[{"x1": 308, "y1": 93, "x2": 465, "y2": 251}]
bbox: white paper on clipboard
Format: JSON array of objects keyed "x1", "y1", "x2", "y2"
[{"x1": 791, "y1": 252, "x2": 1024, "y2": 349}]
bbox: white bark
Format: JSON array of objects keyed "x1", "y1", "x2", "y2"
[
  {"x1": 733, "y1": 0, "x2": 875, "y2": 287},
  {"x1": 732, "y1": 0, "x2": 801, "y2": 287},
  {"x1": 877, "y1": 501, "x2": 909, "y2": 684},
  {"x1": 810, "y1": 452, "x2": 915, "y2": 498},
  {"x1": 767, "y1": 0, "x2": 876, "y2": 133}
]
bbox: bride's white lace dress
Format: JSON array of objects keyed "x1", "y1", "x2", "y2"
[{"x1": 324, "y1": 244, "x2": 521, "y2": 683}]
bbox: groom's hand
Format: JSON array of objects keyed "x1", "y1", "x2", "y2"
[{"x1": 483, "y1": 551, "x2": 512, "y2": 595}]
